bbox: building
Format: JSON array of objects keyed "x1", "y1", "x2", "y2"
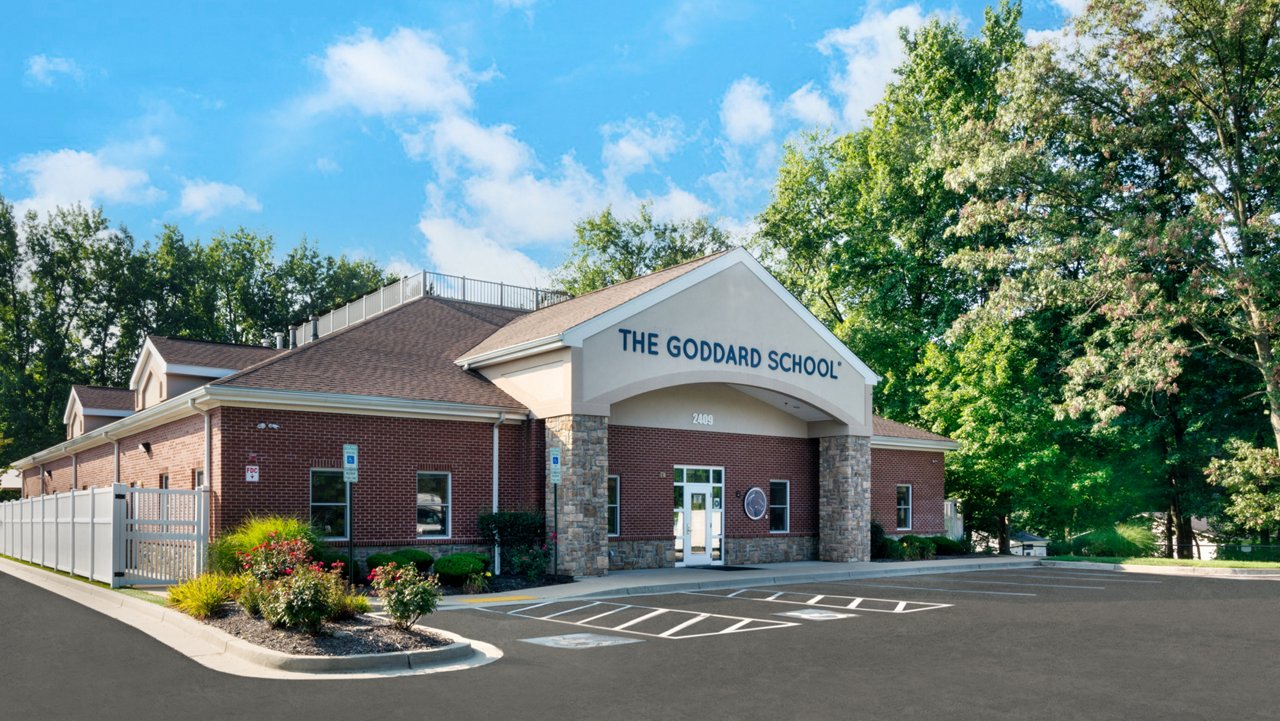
[{"x1": 13, "y1": 248, "x2": 956, "y2": 576}]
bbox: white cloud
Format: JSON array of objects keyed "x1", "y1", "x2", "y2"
[
  {"x1": 601, "y1": 115, "x2": 683, "y2": 181},
  {"x1": 314, "y1": 156, "x2": 341, "y2": 174},
  {"x1": 403, "y1": 115, "x2": 533, "y2": 178},
  {"x1": 720, "y1": 77, "x2": 774, "y2": 145},
  {"x1": 12, "y1": 146, "x2": 162, "y2": 219},
  {"x1": 817, "y1": 5, "x2": 931, "y2": 128},
  {"x1": 178, "y1": 180, "x2": 261, "y2": 221},
  {"x1": 26, "y1": 55, "x2": 83, "y2": 86},
  {"x1": 1053, "y1": 0, "x2": 1087, "y2": 16},
  {"x1": 419, "y1": 216, "x2": 552, "y2": 286},
  {"x1": 304, "y1": 28, "x2": 478, "y2": 117},
  {"x1": 784, "y1": 82, "x2": 837, "y2": 128},
  {"x1": 647, "y1": 185, "x2": 711, "y2": 221}
]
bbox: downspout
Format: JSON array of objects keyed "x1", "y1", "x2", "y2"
[
  {"x1": 492, "y1": 412, "x2": 506, "y2": 575},
  {"x1": 72, "y1": 453, "x2": 78, "y2": 490},
  {"x1": 38, "y1": 463, "x2": 45, "y2": 495},
  {"x1": 189, "y1": 399, "x2": 212, "y2": 553}
]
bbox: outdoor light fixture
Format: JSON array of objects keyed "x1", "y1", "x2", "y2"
[
  {"x1": 255, "y1": 422, "x2": 281, "y2": 430},
  {"x1": 138, "y1": 442, "x2": 152, "y2": 454}
]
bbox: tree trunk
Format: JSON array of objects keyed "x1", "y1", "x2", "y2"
[
  {"x1": 1164, "y1": 508, "x2": 1175, "y2": 558},
  {"x1": 1176, "y1": 514, "x2": 1194, "y2": 560},
  {"x1": 997, "y1": 515, "x2": 1011, "y2": 555}
]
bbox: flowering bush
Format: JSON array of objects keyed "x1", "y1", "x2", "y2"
[
  {"x1": 261, "y1": 562, "x2": 349, "y2": 632},
  {"x1": 368, "y1": 562, "x2": 441, "y2": 630},
  {"x1": 239, "y1": 533, "x2": 314, "y2": 581},
  {"x1": 509, "y1": 543, "x2": 551, "y2": 582}
]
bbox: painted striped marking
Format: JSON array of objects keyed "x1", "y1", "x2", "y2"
[
  {"x1": 505, "y1": 601, "x2": 797, "y2": 639},
  {"x1": 690, "y1": 588, "x2": 952, "y2": 613},
  {"x1": 840, "y1": 581, "x2": 1036, "y2": 597}
]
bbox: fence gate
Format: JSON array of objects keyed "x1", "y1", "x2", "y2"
[{"x1": 116, "y1": 486, "x2": 207, "y2": 586}]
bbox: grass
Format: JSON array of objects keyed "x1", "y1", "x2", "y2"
[
  {"x1": 0, "y1": 552, "x2": 112, "y2": 589},
  {"x1": 118, "y1": 587, "x2": 167, "y2": 606},
  {"x1": 1046, "y1": 555, "x2": 1280, "y2": 569}
]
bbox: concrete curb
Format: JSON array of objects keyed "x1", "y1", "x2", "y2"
[
  {"x1": 1039, "y1": 560, "x2": 1280, "y2": 578},
  {"x1": 0, "y1": 556, "x2": 501, "y2": 679}
]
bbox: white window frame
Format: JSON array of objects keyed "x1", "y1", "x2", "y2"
[
  {"x1": 310, "y1": 468, "x2": 348, "y2": 541},
  {"x1": 416, "y1": 471, "x2": 451, "y2": 539},
  {"x1": 607, "y1": 474, "x2": 620, "y2": 537},
  {"x1": 896, "y1": 484, "x2": 912, "y2": 531},
  {"x1": 769, "y1": 479, "x2": 789, "y2": 534}
]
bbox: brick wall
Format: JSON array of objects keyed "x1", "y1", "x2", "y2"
[
  {"x1": 607, "y1": 425, "x2": 820, "y2": 550},
  {"x1": 214, "y1": 407, "x2": 542, "y2": 547},
  {"x1": 870, "y1": 447, "x2": 946, "y2": 536}
]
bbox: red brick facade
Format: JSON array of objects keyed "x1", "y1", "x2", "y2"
[
  {"x1": 870, "y1": 447, "x2": 946, "y2": 535},
  {"x1": 608, "y1": 424, "x2": 820, "y2": 543},
  {"x1": 19, "y1": 405, "x2": 949, "y2": 557}
]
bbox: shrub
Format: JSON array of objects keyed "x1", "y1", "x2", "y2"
[
  {"x1": 478, "y1": 511, "x2": 546, "y2": 555},
  {"x1": 898, "y1": 535, "x2": 937, "y2": 561},
  {"x1": 434, "y1": 552, "x2": 489, "y2": 586},
  {"x1": 331, "y1": 591, "x2": 372, "y2": 620},
  {"x1": 870, "y1": 521, "x2": 887, "y2": 559},
  {"x1": 508, "y1": 543, "x2": 551, "y2": 582},
  {"x1": 928, "y1": 536, "x2": 968, "y2": 556},
  {"x1": 463, "y1": 570, "x2": 492, "y2": 594},
  {"x1": 208, "y1": 516, "x2": 319, "y2": 575},
  {"x1": 393, "y1": 548, "x2": 435, "y2": 574},
  {"x1": 238, "y1": 577, "x2": 269, "y2": 617},
  {"x1": 262, "y1": 565, "x2": 345, "y2": 633},
  {"x1": 364, "y1": 553, "x2": 401, "y2": 576},
  {"x1": 168, "y1": 573, "x2": 243, "y2": 619},
  {"x1": 369, "y1": 562, "x2": 441, "y2": 630},
  {"x1": 1071, "y1": 524, "x2": 1158, "y2": 558},
  {"x1": 239, "y1": 535, "x2": 314, "y2": 581},
  {"x1": 1046, "y1": 540, "x2": 1073, "y2": 556}
]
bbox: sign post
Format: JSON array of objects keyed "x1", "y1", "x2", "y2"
[
  {"x1": 343, "y1": 444, "x2": 358, "y2": 585},
  {"x1": 549, "y1": 447, "x2": 561, "y2": 579}
]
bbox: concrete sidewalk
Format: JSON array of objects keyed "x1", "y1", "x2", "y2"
[{"x1": 440, "y1": 556, "x2": 1040, "y2": 608}]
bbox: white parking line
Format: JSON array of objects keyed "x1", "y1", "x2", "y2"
[
  {"x1": 690, "y1": 588, "x2": 952, "y2": 613},
  {"x1": 939, "y1": 577, "x2": 1105, "y2": 590},
  {"x1": 995, "y1": 572, "x2": 1163, "y2": 584},
  {"x1": 506, "y1": 601, "x2": 798, "y2": 639},
  {"x1": 841, "y1": 581, "x2": 1036, "y2": 597}
]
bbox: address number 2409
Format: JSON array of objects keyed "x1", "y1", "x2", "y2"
[{"x1": 691, "y1": 412, "x2": 714, "y2": 426}]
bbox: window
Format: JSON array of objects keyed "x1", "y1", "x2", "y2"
[
  {"x1": 159, "y1": 474, "x2": 169, "y2": 490},
  {"x1": 769, "y1": 480, "x2": 789, "y2": 533},
  {"x1": 607, "y1": 475, "x2": 620, "y2": 536},
  {"x1": 417, "y1": 472, "x2": 450, "y2": 537},
  {"x1": 310, "y1": 469, "x2": 347, "y2": 539},
  {"x1": 896, "y1": 485, "x2": 912, "y2": 530},
  {"x1": 192, "y1": 469, "x2": 204, "y2": 488}
]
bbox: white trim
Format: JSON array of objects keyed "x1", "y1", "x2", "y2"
[
  {"x1": 768, "y1": 479, "x2": 790, "y2": 534},
  {"x1": 896, "y1": 484, "x2": 912, "y2": 531},
  {"x1": 12, "y1": 385, "x2": 527, "y2": 471},
  {"x1": 870, "y1": 436, "x2": 959, "y2": 452},
  {"x1": 128, "y1": 338, "x2": 161, "y2": 391},
  {"x1": 81, "y1": 408, "x2": 133, "y2": 418},
  {"x1": 415, "y1": 471, "x2": 452, "y2": 540},
  {"x1": 165, "y1": 363, "x2": 241, "y2": 378},
  {"x1": 458, "y1": 337, "x2": 565, "y2": 369},
  {"x1": 310, "y1": 468, "x2": 348, "y2": 541}
]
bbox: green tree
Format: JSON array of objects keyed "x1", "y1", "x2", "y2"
[
  {"x1": 755, "y1": 2, "x2": 1025, "y2": 420},
  {"x1": 554, "y1": 203, "x2": 728, "y2": 295}
]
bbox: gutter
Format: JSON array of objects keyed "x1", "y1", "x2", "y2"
[
  {"x1": 457, "y1": 336, "x2": 565, "y2": 370},
  {"x1": 869, "y1": 436, "x2": 960, "y2": 452}
]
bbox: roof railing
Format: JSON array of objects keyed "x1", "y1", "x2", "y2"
[{"x1": 288, "y1": 270, "x2": 570, "y2": 347}]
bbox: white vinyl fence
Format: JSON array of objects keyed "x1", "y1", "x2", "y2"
[{"x1": 0, "y1": 484, "x2": 208, "y2": 588}]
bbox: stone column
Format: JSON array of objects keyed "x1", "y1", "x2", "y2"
[
  {"x1": 545, "y1": 415, "x2": 610, "y2": 577},
  {"x1": 818, "y1": 435, "x2": 872, "y2": 562}
]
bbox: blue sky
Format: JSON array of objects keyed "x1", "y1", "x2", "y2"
[{"x1": 3, "y1": 1, "x2": 1075, "y2": 287}]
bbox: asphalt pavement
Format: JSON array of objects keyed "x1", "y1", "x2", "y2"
[{"x1": 3, "y1": 566, "x2": 1277, "y2": 720}]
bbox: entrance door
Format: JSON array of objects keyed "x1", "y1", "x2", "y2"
[{"x1": 673, "y1": 466, "x2": 724, "y2": 566}]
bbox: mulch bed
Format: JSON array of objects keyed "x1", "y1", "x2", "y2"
[
  {"x1": 203, "y1": 605, "x2": 451, "y2": 656},
  {"x1": 437, "y1": 573, "x2": 574, "y2": 596}
]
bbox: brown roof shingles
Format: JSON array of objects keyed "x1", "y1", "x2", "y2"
[
  {"x1": 872, "y1": 415, "x2": 955, "y2": 443},
  {"x1": 460, "y1": 250, "x2": 729, "y2": 362},
  {"x1": 211, "y1": 297, "x2": 529, "y2": 408},
  {"x1": 149, "y1": 336, "x2": 283, "y2": 370},
  {"x1": 71, "y1": 385, "x2": 133, "y2": 411}
]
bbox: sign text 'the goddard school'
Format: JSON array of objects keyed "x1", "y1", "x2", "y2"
[{"x1": 617, "y1": 328, "x2": 841, "y2": 380}]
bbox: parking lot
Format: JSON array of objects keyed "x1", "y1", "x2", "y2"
[{"x1": 4, "y1": 566, "x2": 1279, "y2": 720}]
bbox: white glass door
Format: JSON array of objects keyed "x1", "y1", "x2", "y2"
[{"x1": 674, "y1": 466, "x2": 724, "y2": 566}]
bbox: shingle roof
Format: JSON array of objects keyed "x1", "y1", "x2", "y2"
[
  {"x1": 212, "y1": 296, "x2": 529, "y2": 408},
  {"x1": 149, "y1": 336, "x2": 283, "y2": 370},
  {"x1": 872, "y1": 415, "x2": 955, "y2": 443},
  {"x1": 460, "y1": 250, "x2": 729, "y2": 362},
  {"x1": 71, "y1": 385, "x2": 133, "y2": 411}
]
